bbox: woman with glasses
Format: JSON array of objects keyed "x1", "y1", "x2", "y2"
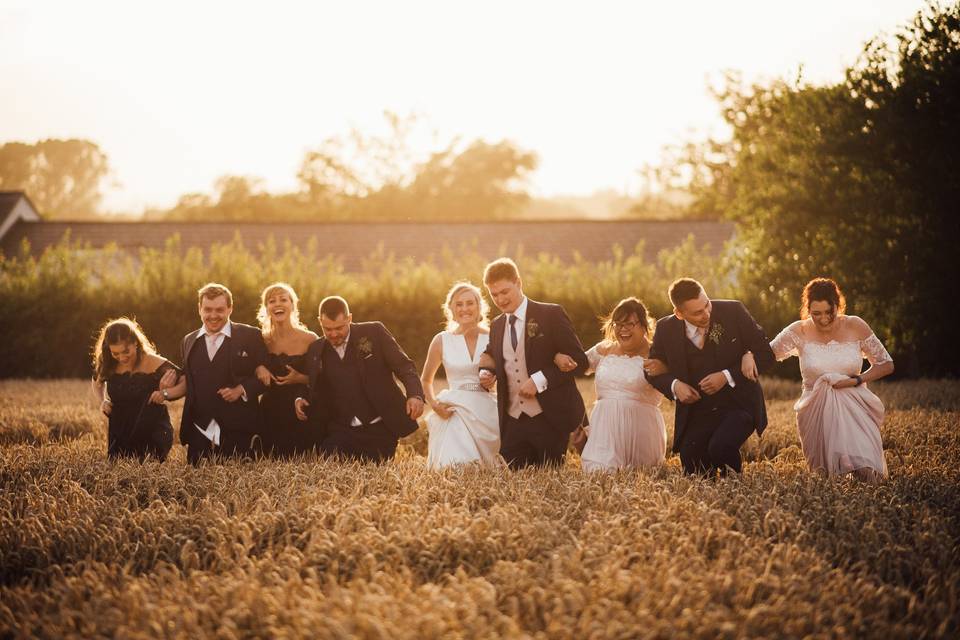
[{"x1": 559, "y1": 297, "x2": 667, "y2": 471}]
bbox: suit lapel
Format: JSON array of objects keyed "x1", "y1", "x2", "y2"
[
  {"x1": 523, "y1": 300, "x2": 538, "y2": 355},
  {"x1": 673, "y1": 317, "x2": 691, "y2": 381},
  {"x1": 184, "y1": 328, "x2": 205, "y2": 364},
  {"x1": 491, "y1": 315, "x2": 506, "y2": 366}
]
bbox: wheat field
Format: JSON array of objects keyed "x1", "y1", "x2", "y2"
[{"x1": 1, "y1": 378, "x2": 958, "y2": 639}]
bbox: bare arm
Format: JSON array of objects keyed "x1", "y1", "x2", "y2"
[{"x1": 420, "y1": 334, "x2": 452, "y2": 418}]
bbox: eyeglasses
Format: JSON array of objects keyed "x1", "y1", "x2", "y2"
[{"x1": 612, "y1": 321, "x2": 640, "y2": 331}]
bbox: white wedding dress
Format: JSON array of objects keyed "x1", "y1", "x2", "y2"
[
  {"x1": 771, "y1": 325, "x2": 892, "y2": 477},
  {"x1": 581, "y1": 345, "x2": 666, "y2": 472},
  {"x1": 426, "y1": 331, "x2": 501, "y2": 469}
]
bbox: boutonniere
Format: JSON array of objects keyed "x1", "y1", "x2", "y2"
[
  {"x1": 356, "y1": 337, "x2": 374, "y2": 359},
  {"x1": 708, "y1": 323, "x2": 724, "y2": 345},
  {"x1": 526, "y1": 319, "x2": 541, "y2": 339}
]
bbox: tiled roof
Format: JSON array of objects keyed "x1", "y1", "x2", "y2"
[{"x1": 1, "y1": 219, "x2": 735, "y2": 270}]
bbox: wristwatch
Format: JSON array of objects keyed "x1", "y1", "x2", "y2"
[
  {"x1": 854, "y1": 375, "x2": 863, "y2": 386},
  {"x1": 161, "y1": 389, "x2": 170, "y2": 401}
]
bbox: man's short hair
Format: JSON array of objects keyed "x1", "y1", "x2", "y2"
[
  {"x1": 483, "y1": 257, "x2": 521, "y2": 285},
  {"x1": 198, "y1": 282, "x2": 233, "y2": 307},
  {"x1": 668, "y1": 278, "x2": 704, "y2": 308},
  {"x1": 319, "y1": 295, "x2": 350, "y2": 319}
]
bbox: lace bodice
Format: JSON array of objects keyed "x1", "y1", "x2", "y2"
[
  {"x1": 770, "y1": 326, "x2": 892, "y2": 389},
  {"x1": 587, "y1": 345, "x2": 662, "y2": 406},
  {"x1": 441, "y1": 331, "x2": 489, "y2": 389}
]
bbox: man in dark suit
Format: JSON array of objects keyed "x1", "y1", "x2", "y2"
[
  {"x1": 645, "y1": 278, "x2": 775, "y2": 476},
  {"x1": 294, "y1": 296, "x2": 424, "y2": 463},
  {"x1": 479, "y1": 257, "x2": 588, "y2": 468},
  {"x1": 180, "y1": 282, "x2": 268, "y2": 465}
]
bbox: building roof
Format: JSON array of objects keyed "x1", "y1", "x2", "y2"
[{"x1": 1, "y1": 218, "x2": 735, "y2": 270}]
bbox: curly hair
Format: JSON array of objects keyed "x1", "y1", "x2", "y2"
[{"x1": 800, "y1": 277, "x2": 846, "y2": 319}]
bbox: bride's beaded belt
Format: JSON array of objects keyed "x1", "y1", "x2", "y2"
[{"x1": 456, "y1": 383, "x2": 487, "y2": 392}]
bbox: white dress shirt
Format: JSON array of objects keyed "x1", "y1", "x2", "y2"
[
  {"x1": 508, "y1": 297, "x2": 548, "y2": 393},
  {"x1": 670, "y1": 319, "x2": 735, "y2": 399}
]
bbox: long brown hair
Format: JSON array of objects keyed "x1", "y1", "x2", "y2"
[{"x1": 92, "y1": 317, "x2": 157, "y2": 382}]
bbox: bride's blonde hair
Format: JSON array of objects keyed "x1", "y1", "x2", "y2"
[{"x1": 442, "y1": 282, "x2": 490, "y2": 331}]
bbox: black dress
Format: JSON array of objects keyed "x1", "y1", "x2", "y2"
[
  {"x1": 105, "y1": 362, "x2": 177, "y2": 461},
  {"x1": 260, "y1": 352, "x2": 322, "y2": 457}
]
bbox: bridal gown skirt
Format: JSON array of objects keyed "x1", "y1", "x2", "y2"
[
  {"x1": 581, "y1": 398, "x2": 666, "y2": 472},
  {"x1": 426, "y1": 387, "x2": 501, "y2": 469},
  {"x1": 795, "y1": 372, "x2": 887, "y2": 477}
]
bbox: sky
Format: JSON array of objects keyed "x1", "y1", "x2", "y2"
[{"x1": 0, "y1": 0, "x2": 925, "y2": 214}]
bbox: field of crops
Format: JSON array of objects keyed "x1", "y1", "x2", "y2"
[{"x1": 1, "y1": 378, "x2": 958, "y2": 638}]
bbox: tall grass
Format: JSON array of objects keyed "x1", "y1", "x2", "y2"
[{"x1": 1, "y1": 379, "x2": 958, "y2": 638}]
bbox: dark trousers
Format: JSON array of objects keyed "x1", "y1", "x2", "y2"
[
  {"x1": 500, "y1": 412, "x2": 567, "y2": 469},
  {"x1": 185, "y1": 430, "x2": 262, "y2": 466},
  {"x1": 321, "y1": 420, "x2": 398, "y2": 463},
  {"x1": 678, "y1": 408, "x2": 754, "y2": 476}
]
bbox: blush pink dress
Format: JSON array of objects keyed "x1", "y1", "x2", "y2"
[
  {"x1": 770, "y1": 324, "x2": 892, "y2": 477},
  {"x1": 581, "y1": 345, "x2": 666, "y2": 472}
]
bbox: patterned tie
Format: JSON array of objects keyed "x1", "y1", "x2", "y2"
[{"x1": 508, "y1": 315, "x2": 519, "y2": 351}]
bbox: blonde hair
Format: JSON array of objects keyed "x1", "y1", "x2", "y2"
[
  {"x1": 442, "y1": 281, "x2": 490, "y2": 331},
  {"x1": 91, "y1": 317, "x2": 158, "y2": 382},
  {"x1": 257, "y1": 282, "x2": 308, "y2": 337}
]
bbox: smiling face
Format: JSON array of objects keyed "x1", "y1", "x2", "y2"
[
  {"x1": 486, "y1": 278, "x2": 523, "y2": 315},
  {"x1": 675, "y1": 291, "x2": 712, "y2": 329},
  {"x1": 612, "y1": 313, "x2": 647, "y2": 352},
  {"x1": 199, "y1": 294, "x2": 232, "y2": 334},
  {"x1": 265, "y1": 288, "x2": 294, "y2": 325},
  {"x1": 808, "y1": 300, "x2": 837, "y2": 331},
  {"x1": 319, "y1": 312, "x2": 352, "y2": 347},
  {"x1": 450, "y1": 288, "x2": 481, "y2": 328},
  {"x1": 108, "y1": 340, "x2": 138, "y2": 368}
]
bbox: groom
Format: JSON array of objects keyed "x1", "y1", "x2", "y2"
[
  {"x1": 479, "y1": 258, "x2": 588, "y2": 468},
  {"x1": 645, "y1": 278, "x2": 775, "y2": 475},
  {"x1": 295, "y1": 295, "x2": 424, "y2": 462}
]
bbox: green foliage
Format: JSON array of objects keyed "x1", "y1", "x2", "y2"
[
  {"x1": 0, "y1": 235, "x2": 732, "y2": 378},
  {"x1": 0, "y1": 138, "x2": 110, "y2": 218},
  {"x1": 675, "y1": 1, "x2": 959, "y2": 375}
]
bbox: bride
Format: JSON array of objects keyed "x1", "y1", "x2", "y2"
[{"x1": 421, "y1": 282, "x2": 501, "y2": 468}]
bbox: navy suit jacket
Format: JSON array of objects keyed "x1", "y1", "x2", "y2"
[
  {"x1": 179, "y1": 321, "x2": 267, "y2": 445},
  {"x1": 647, "y1": 299, "x2": 775, "y2": 453},
  {"x1": 484, "y1": 299, "x2": 589, "y2": 435},
  {"x1": 303, "y1": 322, "x2": 424, "y2": 439}
]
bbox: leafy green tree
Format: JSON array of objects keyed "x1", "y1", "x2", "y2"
[
  {"x1": 0, "y1": 138, "x2": 110, "y2": 218},
  {"x1": 675, "y1": 1, "x2": 959, "y2": 375}
]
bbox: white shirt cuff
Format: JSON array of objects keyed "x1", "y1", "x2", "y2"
[
  {"x1": 240, "y1": 386, "x2": 248, "y2": 402},
  {"x1": 196, "y1": 420, "x2": 221, "y2": 446},
  {"x1": 670, "y1": 378, "x2": 679, "y2": 399},
  {"x1": 531, "y1": 371, "x2": 548, "y2": 393},
  {"x1": 723, "y1": 369, "x2": 735, "y2": 388}
]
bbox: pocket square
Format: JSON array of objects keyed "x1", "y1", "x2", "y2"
[{"x1": 239, "y1": 350, "x2": 248, "y2": 357}]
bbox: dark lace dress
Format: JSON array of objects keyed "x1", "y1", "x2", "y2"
[
  {"x1": 105, "y1": 361, "x2": 177, "y2": 461},
  {"x1": 260, "y1": 352, "x2": 321, "y2": 457}
]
